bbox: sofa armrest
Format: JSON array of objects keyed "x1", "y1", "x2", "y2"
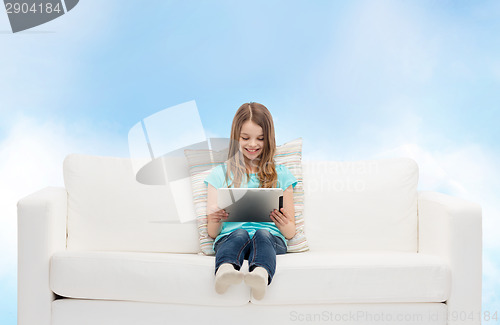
[
  {"x1": 418, "y1": 191, "x2": 482, "y2": 325},
  {"x1": 17, "y1": 187, "x2": 67, "y2": 325}
]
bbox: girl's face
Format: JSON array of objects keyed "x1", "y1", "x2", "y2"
[{"x1": 239, "y1": 120, "x2": 264, "y2": 163}]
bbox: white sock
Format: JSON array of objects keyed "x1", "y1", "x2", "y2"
[
  {"x1": 244, "y1": 266, "x2": 268, "y2": 300},
  {"x1": 214, "y1": 263, "x2": 243, "y2": 294}
]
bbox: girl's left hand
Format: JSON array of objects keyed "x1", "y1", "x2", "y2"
[{"x1": 270, "y1": 207, "x2": 291, "y2": 226}]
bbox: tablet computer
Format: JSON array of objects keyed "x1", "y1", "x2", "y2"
[{"x1": 217, "y1": 188, "x2": 283, "y2": 222}]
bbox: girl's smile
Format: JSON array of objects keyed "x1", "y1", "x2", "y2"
[
  {"x1": 239, "y1": 120, "x2": 264, "y2": 163},
  {"x1": 245, "y1": 148, "x2": 260, "y2": 154}
]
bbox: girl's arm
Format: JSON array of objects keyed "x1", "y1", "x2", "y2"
[
  {"x1": 270, "y1": 185, "x2": 296, "y2": 239},
  {"x1": 206, "y1": 184, "x2": 228, "y2": 239}
]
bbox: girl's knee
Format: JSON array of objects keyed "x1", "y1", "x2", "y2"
[
  {"x1": 254, "y1": 229, "x2": 273, "y2": 240},
  {"x1": 231, "y1": 228, "x2": 250, "y2": 239}
]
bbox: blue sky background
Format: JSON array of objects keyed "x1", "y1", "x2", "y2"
[{"x1": 1, "y1": 0, "x2": 499, "y2": 323}]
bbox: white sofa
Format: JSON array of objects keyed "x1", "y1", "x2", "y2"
[{"x1": 17, "y1": 154, "x2": 482, "y2": 325}]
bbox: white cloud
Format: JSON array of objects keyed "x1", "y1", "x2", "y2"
[
  {"x1": 373, "y1": 142, "x2": 500, "y2": 250},
  {"x1": 0, "y1": 114, "x2": 124, "y2": 278},
  {"x1": 313, "y1": 0, "x2": 438, "y2": 102},
  {"x1": 374, "y1": 143, "x2": 460, "y2": 193},
  {"x1": 0, "y1": 0, "x2": 120, "y2": 120}
]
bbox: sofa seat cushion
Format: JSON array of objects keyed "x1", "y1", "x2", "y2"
[
  {"x1": 256, "y1": 251, "x2": 451, "y2": 305},
  {"x1": 50, "y1": 251, "x2": 249, "y2": 306},
  {"x1": 50, "y1": 251, "x2": 450, "y2": 306}
]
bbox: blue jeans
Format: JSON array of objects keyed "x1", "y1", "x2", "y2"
[{"x1": 214, "y1": 228, "x2": 287, "y2": 284}]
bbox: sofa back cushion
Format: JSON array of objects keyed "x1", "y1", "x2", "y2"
[
  {"x1": 302, "y1": 158, "x2": 418, "y2": 252},
  {"x1": 64, "y1": 154, "x2": 199, "y2": 253},
  {"x1": 64, "y1": 154, "x2": 418, "y2": 253}
]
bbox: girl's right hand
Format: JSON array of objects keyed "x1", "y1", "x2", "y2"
[{"x1": 207, "y1": 208, "x2": 229, "y2": 223}]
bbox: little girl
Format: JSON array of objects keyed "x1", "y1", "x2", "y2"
[{"x1": 204, "y1": 102, "x2": 297, "y2": 300}]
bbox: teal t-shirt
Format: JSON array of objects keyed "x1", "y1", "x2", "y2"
[{"x1": 204, "y1": 163, "x2": 297, "y2": 249}]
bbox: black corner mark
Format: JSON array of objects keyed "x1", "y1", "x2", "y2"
[
  {"x1": 64, "y1": 0, "x2": 77, "y2": 11},
  {"x1": 4, "y1": 0, "x2": 79, "y2": 33}
]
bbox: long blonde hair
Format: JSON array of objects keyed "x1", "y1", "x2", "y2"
[{"x1": 225, "y1": 102, "x2": 277, "y2": 188}]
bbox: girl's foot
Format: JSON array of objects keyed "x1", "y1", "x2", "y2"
[
  {"x1": 214, "y1": 263, "x2": 243, "y2": 294},
  {"x1": 244, "y1": 266, "x2": 268, "y2": 300}
]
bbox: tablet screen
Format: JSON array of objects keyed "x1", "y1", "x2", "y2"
[{"x1": 217, "y1": 188, "x2": 283, "y2": 222}]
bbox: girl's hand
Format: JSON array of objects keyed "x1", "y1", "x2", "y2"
[
  {"x1": 270, "y1": 207, "x2": 296, "y2": 240},
  {"x1": 207, "y1": 207, "x2": 228, "y2": 224},
  {"x1": 270, "y1": 207, "x2": 291, "y2": 227}
]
